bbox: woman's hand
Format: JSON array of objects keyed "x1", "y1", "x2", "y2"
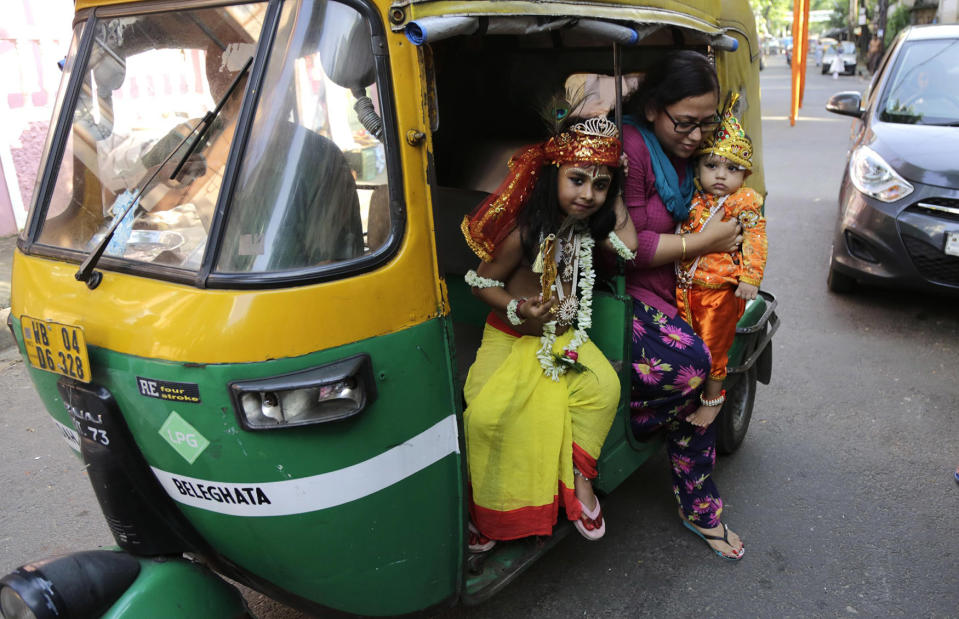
[{"x1": 699, "y1": 216, "x2": 742, "y2": 254}]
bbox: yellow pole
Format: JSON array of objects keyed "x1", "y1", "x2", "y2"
[{"x1": 789, "y1": 0, "x2": 811, "y2": 126}]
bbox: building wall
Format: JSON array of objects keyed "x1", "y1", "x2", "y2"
[
  {"x1": 940, "y1": 0, "x2": 959, "y2": 23},
  {"x1": 0, "y1": 0, "x2": 73, "y2": 236}
]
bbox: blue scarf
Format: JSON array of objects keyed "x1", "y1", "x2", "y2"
[{"x1": 623, "y1": 117, "x2": 694, "y2": 222}]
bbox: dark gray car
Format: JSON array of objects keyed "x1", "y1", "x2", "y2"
[{"x1": 825, "y1": 24, "x2": 959, "y2": 294}]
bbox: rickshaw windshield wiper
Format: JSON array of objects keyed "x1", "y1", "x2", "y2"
[{"x1": 75, "y1": 56, "x2": 253, "y2": 288}]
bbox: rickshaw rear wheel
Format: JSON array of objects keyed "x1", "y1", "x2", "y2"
[{"x1": 716, "y1": 367, "x2": 756, "y2": 454}]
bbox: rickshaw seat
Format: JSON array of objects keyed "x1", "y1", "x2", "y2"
[
  {"x1": 431, "y1": 186, "x2": 489, "y2": 277},
  {"x1": 430, "y1": 185, "x2": 491, "y2": 390}
]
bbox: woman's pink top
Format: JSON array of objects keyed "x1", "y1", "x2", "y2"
[{"x1": 622, "y1": 124, "x2": 689, "y2": 319}]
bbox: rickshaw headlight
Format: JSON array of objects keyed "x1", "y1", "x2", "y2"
[
  {"x1": 0, "y1": 585, "x2": 36, "y2": 619},
  {"x1": 848, "y1": 145, "x2": 914, "y2": 203},
  {"x1": 231, "y1": 355, "x2": 377, "y2": 430}
]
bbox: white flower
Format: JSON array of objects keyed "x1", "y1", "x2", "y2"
[{"x1": 537, "y1": 232, "x2": 596, "y2": 380}]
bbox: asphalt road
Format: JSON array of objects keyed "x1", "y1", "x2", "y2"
[{"x1": 1, "y1": 55, "x2": 957, "y2": 617}]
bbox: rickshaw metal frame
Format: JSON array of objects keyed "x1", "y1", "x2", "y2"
[{"x1": 3, "y1": 0, "x2": 773, "y2": 615}]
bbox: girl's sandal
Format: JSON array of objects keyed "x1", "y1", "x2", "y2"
[
  {"x1": 681, "y1": 519, "x2": 744, "y2": 561},
  {"x1": 574, "y1": 498, "x2": 606, "y2": 541},
  {"x1": 468, "y1": 522, "x2": 496, "y2": 553}
]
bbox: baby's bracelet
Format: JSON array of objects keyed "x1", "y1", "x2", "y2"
[
  {"x1": 607, "y1": 231, "x2": 636, "y2": 260},
  {"x1": 699, "y1": 389, "x2": 726, "y2": 407},
  {"x1": 506, "y1": 298, "x2": 527, "y2": 326},
  {"x1": 465, "y1": 269, "x2": 504, "y2": 289},
  {"x1": 680, "y1": 233, "x2": 687, "y2": 262}
]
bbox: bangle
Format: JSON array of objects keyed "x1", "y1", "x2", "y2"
[
  {"x1": 680, "y1": 233, "x2": 687, "y2": 262},
  {"x1": 699, "y1": 389, "x2": 725, "y2": 407},
  {"x1": 506, "y1": 298, "x2": 526, "y2": 326},
  {"x1": 607, "y1": 230, "x2": 636, "y2": 260},
  {"x1": 465, "y1": 269, "x2": 504, "y2": 289}
]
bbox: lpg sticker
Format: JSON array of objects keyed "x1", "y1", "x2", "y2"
[
  {"x1": 137, "y1": 377, "x2": 201, "y2": 403},
  {"x1": 159, "y1": 411, "x2": 209, "y2": 464}
]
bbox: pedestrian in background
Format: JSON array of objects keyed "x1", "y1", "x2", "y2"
[{"x1": 829, "y1": 51, "x2": 843, "y2": 79}]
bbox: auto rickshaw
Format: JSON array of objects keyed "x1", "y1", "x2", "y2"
[{"x1": 1, "y1": 0, "x2": 777, "y2": 616}]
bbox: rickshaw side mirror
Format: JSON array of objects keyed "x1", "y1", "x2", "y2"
[
  {"x1": 826, "y1": 91, "x2": 864, "y2": 118},
  {"x1": 319, "y1": 2, "x2": 376, "y2": 90}
]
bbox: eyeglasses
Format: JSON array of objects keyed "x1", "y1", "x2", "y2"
[{"x1": 663, "y1": 108, "x2": 722, "y2": 135}]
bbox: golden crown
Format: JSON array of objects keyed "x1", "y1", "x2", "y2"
[{"x1": 694, "y1": 92, "x2": 752, "y2": 170}]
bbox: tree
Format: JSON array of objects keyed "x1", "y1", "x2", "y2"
[{"x1": 749, "y1": 0, "x2": 791, "y2": 36}]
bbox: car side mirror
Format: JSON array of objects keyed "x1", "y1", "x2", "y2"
[{"x1": 826, "y1": 91, "x2": 863, "y2": 118}]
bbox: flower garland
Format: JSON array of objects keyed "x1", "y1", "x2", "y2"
[
  {"x1": 607, "y1": 230, "x2": 636, "y2": 260},
  {"x1": 536, "y1": 233, "x2": 595, "y2": 381},
  {"x1": 464, "y1": 269, "x2": 504, "y2": 289}
]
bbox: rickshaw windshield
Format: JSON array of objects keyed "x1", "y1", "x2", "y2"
[{"x1": 32, "y1": 0, "x2": 393, "y2": 278}]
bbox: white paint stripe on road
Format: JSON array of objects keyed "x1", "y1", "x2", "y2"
[{"x1": 151, "y1": 414, "x2": 460, "y2": 517}]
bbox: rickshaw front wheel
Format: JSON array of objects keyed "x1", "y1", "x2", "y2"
[{"x1": 716, "y1": 367, "x2": 757, "y2": 455}]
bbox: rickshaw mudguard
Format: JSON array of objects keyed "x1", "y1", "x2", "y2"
[
  {"x1": 99, "y1": 557, "x2": 247, "y2": 619},
  {"x1": 726, "y1": 290, "x2": 779, "y2": 382},
  {"x1": 10, "y1": 314, "x2": 466, "y2": 617}
]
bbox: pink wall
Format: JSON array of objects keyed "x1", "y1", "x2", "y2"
[{"x1": 0, "y1": 0, "x2": 74, "y2": 236}]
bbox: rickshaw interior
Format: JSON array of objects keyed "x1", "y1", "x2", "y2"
[
  {"x1": 424, "y1": 27, "x2": 713, "y2": 384},
  {"x1": 421, "y1": 27, "x2": 722, "y2": 598}
]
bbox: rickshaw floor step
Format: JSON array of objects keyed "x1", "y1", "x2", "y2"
[{"x1": 463, "y1": 520, "x2": 574, "y2": 605}]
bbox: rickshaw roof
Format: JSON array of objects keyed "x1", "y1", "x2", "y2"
[{"x1": 73, "y1": 0, "x2": 751, "y2": 35}]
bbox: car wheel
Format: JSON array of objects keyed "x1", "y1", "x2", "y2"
[
  {"x1": 822, "y1": 65, "x2": 828, "y2": 75},
  {"x1": 827, "y1": 262, "x2": 856, "y2": 294},
  {"x1": 716, "y1": 368, "x2": 756, "y2": 455}
]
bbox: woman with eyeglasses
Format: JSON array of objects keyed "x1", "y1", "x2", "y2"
[{"x1": 619, "y1": 50, "x2": 746, "y2": 560}]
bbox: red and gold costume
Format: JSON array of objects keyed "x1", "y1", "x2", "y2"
[
  {"x1": 676, "y1": 187, "x2": 767, "y2": 380},
  {"x1": 676, "y1": 94, "x2": 767, "y2": 381},
  {"x1": 461, "y1": 122, "x2": 621, "y2": 262},
  {"x1": 460, "y1": 120, "x2": 622, "y2": 540}
]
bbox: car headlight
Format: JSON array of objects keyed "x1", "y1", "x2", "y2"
[{"x1": 848, "y1": 145, "x2": 914, "y2": 203}]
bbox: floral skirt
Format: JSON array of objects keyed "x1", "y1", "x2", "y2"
[{"x1": 629, "y1": 300, "x2": 724, "y2": 528}]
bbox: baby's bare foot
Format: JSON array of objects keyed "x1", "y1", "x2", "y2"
[{"x1": 686, "y1": 404, "x2": 721, "y2": 427}]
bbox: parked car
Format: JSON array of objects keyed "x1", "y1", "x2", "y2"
[
  {"x1": 821, "y1": 40, "x2": 857, "y2": 74},
  {"x1": 825, "y1": 24, "x2": 959, "y2": 294}
]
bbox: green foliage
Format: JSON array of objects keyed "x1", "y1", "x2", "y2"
[
  {"x1": 749, "y1": 0, "x2": 791, "y2": 35},
  {"x1": 885, "y1": 4, "x2": 910, "y2": 46}
]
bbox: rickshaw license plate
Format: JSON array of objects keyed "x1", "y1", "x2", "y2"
[
  {"x1": 22, "y1": 316, "x2": 91, "y2": 382},
  {"x1": 945, "y1": 232, "x2": 959, "y2": 257}
]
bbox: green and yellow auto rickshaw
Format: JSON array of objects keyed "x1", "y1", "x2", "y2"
[{"x1": 1, "y1": 0, "x2": 777, "y2": 616}]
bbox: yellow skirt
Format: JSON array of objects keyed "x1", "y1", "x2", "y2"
[{"x1": 464, "y1": 324, "x2": 619, "y2": 540}]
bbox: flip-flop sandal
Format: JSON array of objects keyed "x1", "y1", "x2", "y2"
[
  {"x1": 681, "y1": 519, "x2": 744, "y2": 561},
  {"x1": 574, "y1": 497, "x2": 606, "y2": 541},
  {"x1": 468, "y1": 522, "x2": 496, "y2": 553}
]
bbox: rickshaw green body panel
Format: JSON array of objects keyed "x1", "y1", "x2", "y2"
[
  {"x1": 12, "y1": 315, "x2": 465, "y2": 616},
  {"x1": 101, "y1": 557, "x2": 247, "y2": 619}
]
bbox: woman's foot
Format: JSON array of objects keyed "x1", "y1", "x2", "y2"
[
  {"x1": 681, "y1": 518, "x2": 744, "y2": 560},
  {"x1": 686, "y1": 403, "x2": 722, "y2": 428}
]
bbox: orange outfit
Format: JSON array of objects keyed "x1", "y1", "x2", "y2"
[{"x1": 676, "y1": 187, "x2": 767, "y2": 380}]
